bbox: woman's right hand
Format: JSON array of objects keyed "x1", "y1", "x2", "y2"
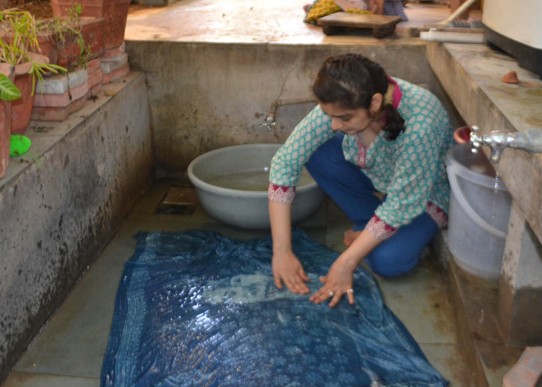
[{"x1": 272, "y1": 250, "x2": 310, "y2": 294}]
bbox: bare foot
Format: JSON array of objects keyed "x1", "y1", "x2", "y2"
[{"x1": 343, "y1": 229, "x2": 361, "y2": 247}]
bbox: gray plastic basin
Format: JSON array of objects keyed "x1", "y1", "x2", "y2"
[{"x1": 187, "y1": 143, "x2": 324, "y2": 229}]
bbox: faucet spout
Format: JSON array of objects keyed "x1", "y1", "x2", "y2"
[
  {"x1": 469, "y1": 126, "x2": 542, "y2": 163},
  {"x1": 261, "y1": 98, "x2": 317, "y2": 131},
  {"x1": 262, "y1": 112, "x2": 276, "y2": 131}
]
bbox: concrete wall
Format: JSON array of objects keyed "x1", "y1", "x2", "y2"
[
  {"x1": 0, "y1": 73, "x2": 153, "y2": 380},
  {"x1": 125, "y1": 41, "x2": 460, "y2": 178}
]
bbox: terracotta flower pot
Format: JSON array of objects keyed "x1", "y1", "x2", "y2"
[
  {"x1": 37, "y1": 17, "x2": 105, "y2": 71},
  {"x1": 0, "y1": 67, "x2": 14, "y2": 178},
  {"x1": 51, "y1": 0, "x2": 130, "y2": 50},
  {"x1": 37, "y1": 34, "x2": 59, "y2": 67},
  {"x1": 55, "y1": 17, "x2": 105, "y2": 69},
  {"x1": 80, "y1": 17, "x2": 105, "y2": 60},
  {"x1": 4, "y1": 54, "x2": 49, "y2": 134},
  {"x1": 0, "y1": 99, "x2": 11, "y2": 178},
  {"x1": 11, "y1": 61, "x2": 36, "y2": 134}
]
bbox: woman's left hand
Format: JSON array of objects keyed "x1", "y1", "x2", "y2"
[{"x1": 309, "y1": 257, "x2": 356, "y2": 307}]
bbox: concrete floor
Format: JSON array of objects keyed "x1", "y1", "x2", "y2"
[
  {"x1": 3, "y1": 183, "x2": 470, "y2": 386},
  {"x1": 3, "y1": 1, "x2": 486, "y2": 386},
  {"x1": 125, "y1": 0, "x2": 480, "y2": 43}
]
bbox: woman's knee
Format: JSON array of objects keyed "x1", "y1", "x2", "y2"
[
  {"x1": 367, "y1": 213, "x2": 439, "y2": 277},
  {"x1": 366, "y1": 248, "x2": 420, "y2": 278}
]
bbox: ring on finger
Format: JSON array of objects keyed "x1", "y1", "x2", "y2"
[
  {"x1": 329, "y1": 291, "x2": 334, "y2": 297},
  {"x1": 347, "y1": 288, "x2": 354, "y2": 294}
]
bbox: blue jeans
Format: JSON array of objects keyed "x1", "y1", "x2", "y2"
[{"x1": 305, "y1": 135, "x2": 438, "y2": 277}]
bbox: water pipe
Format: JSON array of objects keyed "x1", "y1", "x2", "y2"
[{"x1": 420, "y1": 29, "x2": 484, "y2": 43}]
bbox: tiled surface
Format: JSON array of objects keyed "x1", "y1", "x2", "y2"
[{"x1": 4, "y1": 182, "x2": 468, "y2": 386}]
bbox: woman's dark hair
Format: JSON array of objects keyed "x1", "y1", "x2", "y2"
[{"x1": 312, "y1": 53, "x2": 405, "y2": 140}]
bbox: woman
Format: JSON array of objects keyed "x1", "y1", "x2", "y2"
[
  {"x1": 304, "y1": 0, "x2": 408, "y2": 22},
  {"x1": 371, "y1": 0, "x2": 409, "y2": 21},
  {"x1": 268, "y1": 53, "x2": 453, "y2": 307}
]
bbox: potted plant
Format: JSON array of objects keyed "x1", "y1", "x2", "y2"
[
  {"x1": 37, "y1": 4, "x2": 105, "y2": 71},
  {"x1": 51, "y1": 0, "x2": 130, "y2": 50},
  {"x1": 0, "y1": 69, "x2": 21, "y2": 178},
  {"x1": 38, "y1": 13, "x2": 91, "y2": 70},
  {"x1": 0, "y1": 8, "x2": 66, "y2": 133}
]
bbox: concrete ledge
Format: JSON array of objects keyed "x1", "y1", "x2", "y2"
[
  {"x1": 426, "y1": 42, "x2": 542, "y2": 243},
  {"x1": 427, "y1": 40, "x2": 542, "y2": 349},
  {"x1": 0, "y1": 72, "x2": 153, "y2": 381}
]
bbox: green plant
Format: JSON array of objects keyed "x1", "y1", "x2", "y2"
[
  {"x1": 0, "y1": 8, "x2": 66, "y2": 93},
  {"x1": 37, "y1": 4, "x2": 92, "y2": 69},
  {"x1": 0, "y1": 73, "x2": 21, "y2": 101}
]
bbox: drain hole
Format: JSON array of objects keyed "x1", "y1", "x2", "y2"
[{"x1": 156, "y1": 186, "x2": 198, "y2": 215}]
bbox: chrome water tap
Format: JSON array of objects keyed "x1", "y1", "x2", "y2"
[
  {"x1": 469, "y1": 125, "x2": 542, "y2": 164},
  {"x1": 261, "y1": 98, "x2": 317, "y2": 131},
  {"x1": 261, "y1": 112, "x2": 276, "y2": 131},
  {"x1": 261, "y1": 101, "x2": 279, "y2": 131}
]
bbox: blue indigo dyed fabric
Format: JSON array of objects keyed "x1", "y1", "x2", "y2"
[{"x1": 101, "y1": 230, "x2": 448, "y2": 387}]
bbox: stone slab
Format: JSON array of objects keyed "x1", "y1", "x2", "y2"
[
  {"x1": 31, "y1": 92, "x2": 89, "y2": 121},
  {"x1": 34, "y1": 81, "x2": 89, "y2": 108},
  {"x1": 102, "y1": 63, "x2": 130, "y2": 85},
  {"x1": 103, "y1": 43, "x2": 126, "y2": 59},
  {"x1": 35, "y1": 69, "x2": 88, "y2": 96},
  {"x1": 100, "y1": 53, "x2": 129, "y2": 74}
]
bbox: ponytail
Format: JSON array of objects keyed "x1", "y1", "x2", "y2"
[{"x1": 382, "y1": 103, "x2": 404, "y2": 141}]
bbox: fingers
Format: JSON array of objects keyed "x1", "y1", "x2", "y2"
[
  {"x1": 273, "y1": 275, "x2": 283, "y2": 290},
  {"x1": 286, "y1": 276, "x2": 310, "y2": 294},
  {"x1": 309, "y1": 286, "x2": 355, "y2": 307},
  {"x1": 273, "y1": 270, "x2": 310, "y2": 294},
  {"x1": 288, "y1": 267, "x2": 310, "y2": 294},
  {"x1": 327, "y1": 290, "x2": 341, "y2": 308},
  {"x1": 346, "y1": 288, "x2": 355, "y2": 305},
  {"x1": 272, "y1": 252, "x2": 310, "y2": 294},
  {"x1": 276, "y1": 272, "x2": 356, "y2": 304}
]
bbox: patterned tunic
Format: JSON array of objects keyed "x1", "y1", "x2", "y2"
[{"x1": 268, "y1": 78, "x2": 454, "y2": 240}]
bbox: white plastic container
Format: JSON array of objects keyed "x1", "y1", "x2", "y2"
[
  {"x1": 483, "y1": 0, "x2": 542, "y2": 76},
  {"x1": 445, "y1": 144, "x2": 512, "y2": 280},
  {"x1": 483, "y1": 0, "x2": 542, "y2": 50}
]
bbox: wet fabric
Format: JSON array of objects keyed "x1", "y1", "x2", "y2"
[{"x1": 101, "y1": 230, "x2": 448, "y2": 386}]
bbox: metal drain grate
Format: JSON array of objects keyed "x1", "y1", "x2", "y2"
[{"x1": 156, "y1": 186, "x2": 198, "y2": 215}]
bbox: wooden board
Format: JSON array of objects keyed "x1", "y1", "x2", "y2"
[{"x1": 318, "y1": 12, "x2": 402, "y2": 38}]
